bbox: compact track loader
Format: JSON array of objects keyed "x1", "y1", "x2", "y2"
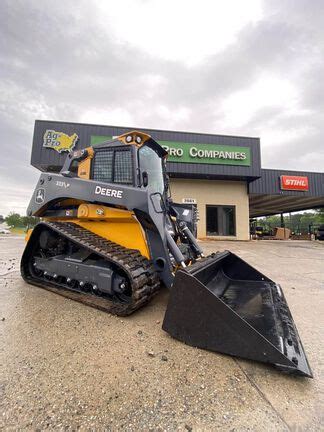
[{"x1": 21, "y1": 131, "x2": 312, "y2": 377}]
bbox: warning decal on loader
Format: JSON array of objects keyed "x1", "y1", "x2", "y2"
[{"x1": 43, "y1": 130, "x2": 78, "y2": 153}]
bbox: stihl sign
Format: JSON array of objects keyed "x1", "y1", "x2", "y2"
[{"x1": 280, "y1": 175, "x2": 309, "y2": 191}]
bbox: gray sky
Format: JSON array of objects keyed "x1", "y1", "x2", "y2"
[{"x1": 1, "y1": 0, "x2": 323, "y2": 216}]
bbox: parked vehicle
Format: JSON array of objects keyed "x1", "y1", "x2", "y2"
[
  {"x1": 315, "y1": 224, "x2": 324, "y2": 240},
  {"x1": 21, "y1": 131, "x2": 312, "y2": 377},
  {"x1": 0, "y1": 228, "x2": 10, "y2": 234}
]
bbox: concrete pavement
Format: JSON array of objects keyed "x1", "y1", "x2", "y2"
[{"x1": 0, "y1": 236, "x2": 323, "y2": 430}]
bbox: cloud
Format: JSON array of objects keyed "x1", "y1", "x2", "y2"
[
  {"x1": 0, "y1": 0, "x2": 324, "y2": 215},
  {"x1": 95, "y1": 0, "x2": 263, "y2": 65}
]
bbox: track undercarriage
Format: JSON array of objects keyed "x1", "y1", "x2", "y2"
[{"x1": 21, "y1": 222, "x2": 160, "y2": 316}]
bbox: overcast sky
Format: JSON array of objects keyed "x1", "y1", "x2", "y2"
[{"x1": 1, "y1": 0, "x2": 323, "y2": 216}]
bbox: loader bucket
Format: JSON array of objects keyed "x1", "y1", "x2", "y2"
[{"x1": 163, "y1": 252, "x2": 312, "y2": 377}]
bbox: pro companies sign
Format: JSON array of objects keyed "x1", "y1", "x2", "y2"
[
  {"x1": 89, "y1": 135, "x2": 251, "y2": 166},
  {"x1": 91, "y1": 135, "x2": 112, "y2": 146},
  {"x1": 160, "y1": 141, "x2": 251, "y2": 166}
]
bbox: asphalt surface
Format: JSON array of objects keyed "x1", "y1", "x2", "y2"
[{"x1": 0, "y1": 235, "x2": 323, "y2": 431}]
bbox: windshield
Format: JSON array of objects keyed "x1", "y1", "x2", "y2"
[{"x1": 139, "y1": 145, "x2": 165, "y2": 195}]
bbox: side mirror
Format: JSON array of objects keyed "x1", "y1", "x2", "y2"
[{"x1": 142, "y1": 171, "x2": 149, "y2": 187}]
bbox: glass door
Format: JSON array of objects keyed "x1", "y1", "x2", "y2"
[{"x1": 206, "y1": 205, "x2": 236, "y2": 236}]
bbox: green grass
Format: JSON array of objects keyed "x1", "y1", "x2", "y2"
[{"x1": 10, "y1": 227, "x2": 27, "y2": 235}]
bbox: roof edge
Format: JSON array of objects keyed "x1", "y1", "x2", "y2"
[{"x1": 34, "y1": 119, "x2": 261, "y2": 141}]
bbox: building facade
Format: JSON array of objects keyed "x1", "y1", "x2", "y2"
[{"x1": 31, "y1": 120, "x2": 324, "y2": 240}]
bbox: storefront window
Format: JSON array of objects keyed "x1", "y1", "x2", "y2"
[
  {"x1": 206, "y1": 205, "x2": 236, "y2": 236},
  {"x1": 223, "y1": 206, "x2": 235, "y2": 236}
]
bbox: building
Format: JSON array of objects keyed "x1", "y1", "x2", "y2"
[{"x1": 31, "y1": 120, "x2": 324, "y2": 240}]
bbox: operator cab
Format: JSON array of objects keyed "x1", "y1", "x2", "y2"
[
  {"x1": 61, "y1": 131, "x2": 169, "y2": 197},
  {"x1": 84, "y1": 131, "x2": 168, "y2": 196}
]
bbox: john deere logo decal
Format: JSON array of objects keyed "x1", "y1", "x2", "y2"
[
  {"x1": 43, "y1": 130, "x2": 78, "y2": 153},
  {"x1": 35, "y1": 188, "x2": 45, "y2": 204}
]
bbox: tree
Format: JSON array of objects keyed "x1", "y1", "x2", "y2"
[
  {"x1": 300, "y1": 213, "x2": 318, "y2": 231},
  {"x1": 316, "y1": 208, "x2": 324, "y2": 224},
  {"x1": 21, "y1": 216, "x2": 40, "y2": 228},
  {"x1": 256, "y1": 211, "x2": 321, "y2": 234},
  {"x1": 4, "y1": 213, "x2": 40, "y2": 228},
  {"x1": 5, "y1": 212, "x2": 23, "y2": 227}
]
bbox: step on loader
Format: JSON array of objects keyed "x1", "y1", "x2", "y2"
[{"x1": 21, "y1": 131, "x2": 312, "y2": 377}]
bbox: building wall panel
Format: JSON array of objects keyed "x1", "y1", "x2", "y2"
[
  {"x1": 170, "y1": 178, "x2": 250, "y2": 240},
  {"x1": 31, "y1": 120, "x2": 261, "y2": 179},
  {"x1": 249, "y1": 169, "x2": 324, "y2": 197}
]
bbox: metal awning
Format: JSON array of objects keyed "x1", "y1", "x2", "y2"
[{"x1": 249, "y1": 194, "x2": 324, "y2": 218}]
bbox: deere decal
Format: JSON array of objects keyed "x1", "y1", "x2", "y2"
[{"x1": 43, "y1": 130, "x2": 78, "y2": 153}]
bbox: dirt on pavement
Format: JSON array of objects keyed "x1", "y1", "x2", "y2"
[{"x1": 0, "y1": 235, "x2": 323, "y2": 431}]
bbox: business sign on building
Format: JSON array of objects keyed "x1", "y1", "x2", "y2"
[
  {"x1": 91, "y1": 135, "x2": 112, "y2": 145},
  {"x1": 43, "y1": 130, "x2": 78, "y2": 153},
  {"x1": 160, "y1": 141, "x2": 251, "y2": 166},
  {"x1": 280, "y1": 175, "x2": 309, "y2": 191},
  {"x1": 89, "y1": 135, "x2": 251, "y2": 166}
]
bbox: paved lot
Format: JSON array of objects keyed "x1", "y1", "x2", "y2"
[{"x1": 0, "y1": 235, "x2": 323, "y2": 431}]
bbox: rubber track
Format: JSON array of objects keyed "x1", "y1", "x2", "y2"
[{"x1": 22, "y1": 221, "x2": 161, "y2": 316}]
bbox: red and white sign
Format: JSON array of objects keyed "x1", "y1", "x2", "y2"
[{"x1": 280, "y1": 175, "x2": 309, "y2": 191}]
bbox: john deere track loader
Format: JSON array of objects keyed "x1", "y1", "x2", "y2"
[{"x1": 21, "y1": 131, "x2": 312, "y2": 377}]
